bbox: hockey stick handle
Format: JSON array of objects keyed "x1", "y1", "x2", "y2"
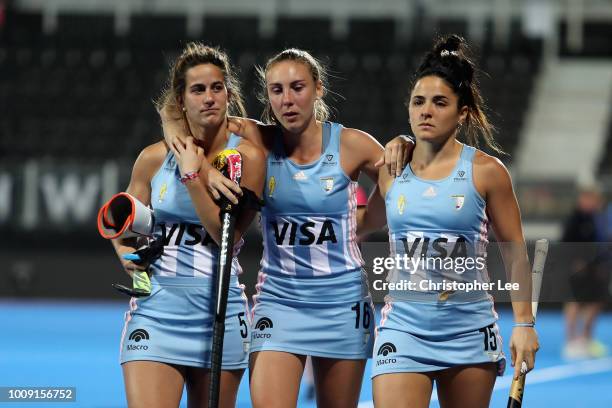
[
  {"x1": 208, "y1": 211, "x2": 238, "y2": 408},
  {"x1": 507, "y1": 239, "x2": 548, "y2": 408}
]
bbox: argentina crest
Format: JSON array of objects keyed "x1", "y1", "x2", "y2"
[
  {"x1": 452, "y1": 194, "x2": 465, "y2": 211},
  {"x1": 319, "y1": 176, "x2": 334, "y2": 193}
]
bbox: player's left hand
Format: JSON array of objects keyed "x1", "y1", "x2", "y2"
[
  {"x1": 510, "y1": 326, "x2": 539, "y2": 379},
  {"x1": 227, "y1": 116, "x2": 246, "y2": 136},
  {"x1": 175, "y1": 136, "x2": 204, "y2": 177},
  {"x1": 375, "y1": 135, "x2": 415, "y2": 177}
]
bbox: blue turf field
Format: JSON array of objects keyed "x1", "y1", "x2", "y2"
[{"x1": 1, "y1": 300, "x2": 611, "y2": 407}]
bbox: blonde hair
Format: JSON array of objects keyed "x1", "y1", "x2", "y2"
[{"x1": 257, "y1": 48, "x2": 330, "y2": 125}]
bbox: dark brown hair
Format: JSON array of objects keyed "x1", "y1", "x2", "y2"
[{"x1": 411, "y1": 35, "x2": 503, "y2": 154}]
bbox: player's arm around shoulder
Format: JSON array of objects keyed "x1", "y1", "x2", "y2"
[
  {"x1": 229, "y1": 117, "x2": 277, "y2": 155},
  {"x1": 234, "y1": 140, "x2": 266, "y2": 239}
]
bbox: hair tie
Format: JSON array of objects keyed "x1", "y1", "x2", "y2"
[{"x1": 440, "y1": 50, "x2": 459, "y2": 57}]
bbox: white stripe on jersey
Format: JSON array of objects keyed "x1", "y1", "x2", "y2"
[
  {"x1": 260, "y1": 216, "x2": 270, "y2": 270},
  {"x1": 232, "y1": 258, "x2": 243, "y2": 276},
  {"x1": 193, "y1": 244, "x2": 212, "y2": 278},
  {"x1": 119, "y1": 297, "x2": 138, "y2": 358},
  {"x1": 279, "y1": 245, "x2": 296, "y2": 275},
  {"x1": 310, "y1": 240, "x2": 331, "y2": 276},
  {"x1": 342, "y1": 215, "x2": 351, "y2": 270},
  {"x1": 159, "y1": 246, "x2": 178, "y2": 277},
  {"x1": 377, "y1": 299, "x2": 394, "y2": 337},
  {"x1": 348, "y1": 182, "x2": 364, "y2": 266},
  {"x1": 239, "y1": 283, "x2": 252, "y2": 326},
  {"x1": 478, "y1": 207, "x2": 489, "y2": 254},
  {"x1": 347, "y1": 183, "x2": 358, "y2": 264},
  {"x1": 387, "y1": 233, "x2": 398, "y2": 284},
  {"x1": 304, "y1": 216, "x2": 332, "y2": 276},
  {"x1": 251, "y1": 271, "x2": 268, "y2": 321}
]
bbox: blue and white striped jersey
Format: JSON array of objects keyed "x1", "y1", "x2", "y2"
[
  {"x1": 260, "y1": 122, "x2": 364, "y2": 277},
  {"x1": 385, "y1": 144, "x2": 490, "y2": 295},
  {"x1": 148, "y1": 134, "x2": 243, "y2": 278}
]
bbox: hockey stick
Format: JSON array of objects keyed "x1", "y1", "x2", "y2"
[
  {"x1": 208, "y1": 149, "x2": 242, "y2": 408},
  {"x1": 507, "y1": 239, "x2": 548, "y2": 407}
]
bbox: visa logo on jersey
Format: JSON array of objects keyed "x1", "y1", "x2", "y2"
[
  {"x1": 398, "y1": 236, "x2": 468, "y2": 258},
  {"x1": 270, "y1": 220, "x2": 338, "y2": 245},
  {"x1": 159, "y1": 223, "x2": 215, "y2": 246}
]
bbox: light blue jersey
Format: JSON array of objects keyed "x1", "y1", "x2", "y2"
[
  {"x1": 251, "y1": 122, "x2": 374, "y2": 359},
  {"x1": 149, "y1": 134, "x2": 243, "y2": 278},
  {"x1": 260, "y1": 121, "x2": 363, "y2": 277},
  {"x1": 373, "y1": 144, "x2": 505, "y2": 377},
  {"x1": 120, "y1": 134, "x2": 251, "y2": 369},
  {"x1": 385, "y1": 143, "x2": 490, "y2": 302}
]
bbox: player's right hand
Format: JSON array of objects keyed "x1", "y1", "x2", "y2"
[
  {"x1": 510, "y1": 326, "x2": 539, "y2": 379},
  {"x1": 204, "y1": 163, "x2": 242, "y2": 205},
  {"x1": 375, "y1": 135, "x2": 415, "y2": 177}
]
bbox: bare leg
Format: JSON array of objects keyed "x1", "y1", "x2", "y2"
[
  {"x1": 311, "y1": 357, "x2": 366, "y2": 408},
  {"x1": 185, "y1": 367, "x2": 245, "y2": 408},
  {"x1": 250, "y1": 351, "x2": 306, "y2": 408},
  {"x1": 436, "y1": 363, "x2": 497, "y2": 408},
  {"x1": 373, "y1": 372, "x2": 434, "y2": 408},
  {"x1": 123, "y1": 361, "x2": 185, "y2": 408}
]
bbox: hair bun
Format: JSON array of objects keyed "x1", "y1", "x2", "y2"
[
  {"x1": 409, "y1": 34, "x2": 502, "y2": 155},
  {"x1": 431, "y1": 35, "x2": 474, "y2": 84},
  {"x1": 435, "y1": 34, "x2": 464, "y2": 56}
]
